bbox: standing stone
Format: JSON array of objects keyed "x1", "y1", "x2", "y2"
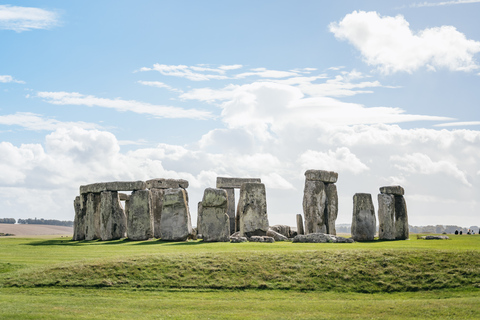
[
  {"x1": 197, "y1": 201, "x2": 203, "y2": 237},
  {"x1": 303, "y1": 180, "x2": 327, "y2": 234},
  {"x1": 150, "y1": 189, "x2": 164, "y2": 238},
  {"x1": 85, "y1": 193, "x2": 101, "y2": 240},
  {"x1": 224, "y1": 188, "x2": 236, "y2": 235},
  {"x1": 237, "y1": 183, "x2": 269, "y2": 237},
  {"x1": 351, "y1": 193, "x2": 376, "y2": 241},
  {"x1": 378, "y1": 193, "x2": 395, "y2": 240},
  {"x1": 126, "y1": 190, "x2": 153, "y2": 241},
  {"x1": 100, "y1": 191, "x2": 126, "y2": 240},
  {"x1": 394, "y1": 195, "x2": 409, "y2": 240},
  {"x1": 73, "y1": 195, "x2": 86, "y2": 240},
  {"x1": 296, "y1": 214, "x2": 304, "y2": 235},
  {"x1": 198, "y1": 188, "x2": 230, "y2": 242},
  {"x1": 159, "y1": 188, "x2": 192, "y2": 241},
  {"x1": 325, "y1": 183, "x2": 338, "y2": 235}
]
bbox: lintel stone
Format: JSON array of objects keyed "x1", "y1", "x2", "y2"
[
  {"x1": 380, "y1": 185, "x2": 405, "y2": 196},
  {"x1": 216, "y1": 177, "x2": 261, "y2": 189},
  {"x1": 146, "y1": 178, "x2": 189, "y2": 189},
  {"x1": 304, "y1": 170, "x2": 338, "y2": 183},
  {"x1": 80, "y1": 181, "x2": 146, "y2": 194}
]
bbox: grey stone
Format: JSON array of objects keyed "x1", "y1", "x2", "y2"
[
  {"x1": 224, "y1": 188, "x2": 236, "y2": 235},
  {"x1": 230, "y1": 231, "x2": 240, "y2": 238},
  {"x1": 296, "y1": 214, "x2": 304, "y2": 235},
  {"x1": 421, "y1": 235, "x2": 449, "y2": 240},
  {"x1": 150, "y1": 189, "x2": 164, "y2": 238},
  {"x1": 146, "y1": 178, "x2": 189, "y2": 189},
  {"x1": 394, "y1": 195, "x2": 409, "y2": 240},
  {"x1": 380, "y1": 185, "x2": 405, "y2": 196},
  {"x1": 100, "y1": 191, "x2": 126, "y2": 240},
  {"x1": 292, "y1": 233, "x2": 353, "y2": 243},
  {"x1": 238, "y1": 183, "x2": 269, "y2": 238},
  {"x1": 80, "y1": 181, "x2": 146, "y2": 194},
  {"x1": 230, "y1": 236, "x2": 247, "y2": 243},
  {"x1": 216, "y1": 177, "x2": 262, "y2": 189},
  {"x1": 269, "y1": 225, "x2": 297, "y2": 238},
  {"x1": 351, "y1": 193, "x2": 376, "y2": 242},
  {"x1": 159, "y1": 188, "x2": 192, "y2": 241},
  {"x1": 85, "y1": 193, "x2": 101, "y2": 240},
  {"x1": 378, "y1": 194, "x2": 395, "y2": 240},
  {"x1": 202, "y1": 188, "x2": 228, "y2": 207},
  {"x1": 249, "y1": 236, "x2": 275, "y2": 243},
  {"x1": 267, "y1": 229, "x2": 288, "y2": 241},
  {"x1": 126, "y1": 190, "x2": 153, "y2": 241},
  {"x1": 73, "y1": 195, "x2": 86, "y2": 241},
  {"x1": 325, "y1": 183, "x2": 338, "y2": 235},
  {"x1": 119, "y1": 193, "x2": 130, "y2": 201},
  {"x1": 196, "y1": 201, "x2": 202, "y2": 236},
  {"x1": 198, "y1": 188, "x2": 229, "y2": 242},
  {"x1": 304, "y1": 170, "x2": 338, "y2": 183},
  {"x1": 303, "y1": 180, "x2": 327, "y2": 234}
]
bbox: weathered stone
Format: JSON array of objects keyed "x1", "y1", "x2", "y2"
[
  {"x1": 230, "y1": 236, "x2": 247, "y2": 243},
  {"x1": 73, "y1": 195, "x2": 86, "y2": 240},
  {"x1": 303, "y1": 180, "x2": 327, "y2": 234},
  {"x1": 216, "y1": 177, "x2": 261, "y2": 189},
  {"x1": 150, "y1": 189, "x2": 164, "y2": 238},
  {"x1": 126, "y1": 190, "x2": 153, "y2": 241},
  {"x1": 80, "y1": 181, "x2": 146, "y2": 194},
  {"x1": 267, "y1": 229, "x2": 288, "y2": 241},
  {"x1": 378, "y1": 194, "x2": 395, "y2": 240},
  {"x1": 224, "y1": 188, "x2": 236, "y2": 235},
  {"x1": 85, "y1": 193, "x2": 101, "y2": 240},
  {"x1": 292, "y1": 233, "x2": 353, "y2": 243},
  {"x1": 269, "y1": 225, "x2": 297, "y2": 238},
  {"x1": 159, "y1": 188, "x2": 192, "y2": 241},
  {"x1": 249, "y1": 236, "x2": 275, "y2": 243},
  {"x1": 325, "y1": 183, "x2": 338, "y2": 235},
  {"x1": 421, "y1": 235, "x2": 449, "y2": 240},
  {"x1": 198, "y1": 188, "x2": 229, "y2": 242},
  {"x1": 394, "y1": 195, "x2": 409, "y2": 240},
  {"x1": 119, "y1": 193, "x2": 130, "y2": 201},
  {"x1": 304, "y1": 170, "x2": 338, "y2": 183},
  {"x1": 146, "y1": 178, "x2": 189, "y2": 189},
  {"x1": 296, "y1": 214, "x2": 304, "y2": 235},
  {"x1": 351, "y1": 193, "x2": 376, "y2": 242},
  {"x1": 100, "y1": 191, "x2": 126, "y2": 240},
  {"x1": 380, "y1": 185, "x2": 404, "y2": 196},
  {"x1": 238, "y1": 183, "x2": 269, "y2": 238},
  {"x1": 196, "y1": 201, "x2": 203, "y2": 237}
]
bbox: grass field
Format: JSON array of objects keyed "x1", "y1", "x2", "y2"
[{"x1": 1, "y1": 234, "x2": 479, "y2": 319}]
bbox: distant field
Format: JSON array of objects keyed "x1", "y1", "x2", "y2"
[
  {"x1": 0, "y1": 223, "x2": 73, "y2": 236},
  {"x1": 0, "y1": 234, "x2": 479, "y2": 319}
]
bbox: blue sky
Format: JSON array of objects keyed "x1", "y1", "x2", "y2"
[{"x1": 1, "y1": 0, "x2": 479, "y2": 227}]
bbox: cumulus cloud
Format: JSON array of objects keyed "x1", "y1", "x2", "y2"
[
  {"x1": 298, "y1": 148, "x2": 370, "y2": 174},
  {"x1": 0, "y1": 4, "x2": 60, "y2": 32},
  {"x1": 0, "y1": 112, "x2": 99, "y2": 131},
  {"x1": 434, "y1": 121, "x2": 480, "y2": 127},
  {"x1": 0, "y1": 75, "x2": 25, "y2": 84},
  {"x1": 37, "y1": 91, "x2": 212, "y2": 120},
  {"x1": 329, "y1": 11, "x2": 480, "y2": 73}
]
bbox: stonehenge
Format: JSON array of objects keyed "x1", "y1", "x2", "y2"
[{"x1": 72, "y1": 172, "x2": 409, "y2": 244}]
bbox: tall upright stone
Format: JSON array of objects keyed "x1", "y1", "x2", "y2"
[
  {"x1": 377, "y1": 193, "x2": 395, "y2": 240},
  {"x1": 224, "y1": 188, "x2": 236, "y2": 235},
  {"x1": 198, "y1": 188, "x2": 229, "y2": 242},
  {"x1": 303, "y1": 180, "x2": 327, "y2": 234},
  {"x1": 394, "y1": 195, "x2": 409, "y2": 240},
  {"x1": 73, "y1": 195, "x2": 87, "y2": 240},
  {"x1": 351, "y1": 193, "x2": 376, "y2": 241},
  {"x1": 126, "y1": 190, "x2": 153, "y2": 240},
  {"x1": 197, "y1": 201, "x2": 203, "y2": 236},
  {"x1": 150, "y1": 189, "x2": 164, "y2": 238},
  {"x1": 325, "y1": 183, "x2": 338, "y2": 235},
  {"x1": 85, "y1": 193, "x2": 101, "y2": 240},
  {"x1": 296, "y1": 214, "x2": 304, "y2": 235},
  {"x1": 237, "y1": 183, "x2": 269, "y2": 237},
  {"x1": 159, "y1": 188, "x2": 192, "y2": 241},
  {"x1": 100, "y1": 191, "x2": 126, "y2": 240}
]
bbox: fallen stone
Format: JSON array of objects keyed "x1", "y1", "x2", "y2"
[
  {"x1": 216, "y1": 177, "x2": 261, "y2": 189},
  {"x1": 351, "y1": 193, "x2": 376, "y2": 242},
  {"x1": 303, "y1": 180, "x2": 327, "y2": 234},
  {"x1": 394, "y1": 195, "x2": 409, "y2": 240},
  {"x1": 146, "y1": 178, "x2": 189, "y2": 189},
  {"x1": 73, "y1": 195, "x2": 86, "y2": 241},
  {"x1": 304, "y1": 170, "x2": 338, "y2": 183},
  {"x1": 421, "y1": 235, "x2": 450, "y2": 240},
  {"x1": 269, "y1": 225, "x2": 297, "y2": 238},
  {"x1": 100, "y1": 191, "x2": 126, "y2": 240},
  {"x1": 292, "y1": 233, "x2": 354, "y2": 243},
  {"x1": 159, "y1": 188, "x2": 193, "y2": 241},
  {"x1": 150, "y1": 189, "x2": 164, "y2": 238},
  {"x1": 230, "y1": 231, "x2": 240, "y2": 238},
  {"x1": 249, "y1": 236, "x2": 275, "y2": 243},
  {"x1": 325, "y1": 183, "x2": 338, "y2": 235},
  {"x1": 296, "y1": 214, "x2": 304, "y2": 235},
  {"x1": 380, "y1": 185, "x2": 405, "y2": 196},
  {"x1": 267, "y1": 229, "x2": 288, "y2": 241},
  {"x1": 238, "y1": 183, "x2": 269, "y2": 237},
  {"x1": 80, "y1": 181, "x2": 146, "y2": 195},
  {"x1": 230, "y1": 236, "x2": 247, "y2": 243},
  {"x1": 126, "y1": 190, "x2": 154, "y2": 241},
  {"x1": 378, "y1": 193, "x2": 395, "y2": 240},
  {"x1": 198, "y1": 188, "x2": 229, "y2": 242},
  {"x1": 85, "y1": 193, "x2": 101, "y2": 240}
]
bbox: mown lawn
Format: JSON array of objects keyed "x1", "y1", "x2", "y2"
[{"x1": 0, "y1": 234, "x2": 479, "y2": 319}]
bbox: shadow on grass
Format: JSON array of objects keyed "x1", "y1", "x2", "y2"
[{"x1": 25, "y1": 238, "x2": 205, "y2": 247}]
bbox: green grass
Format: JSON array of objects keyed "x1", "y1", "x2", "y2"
[{"x1": 0, "y1": 234, "x2": 479, "y2": 319}]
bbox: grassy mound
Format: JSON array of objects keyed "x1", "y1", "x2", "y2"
[{"x1": 4, "y1": 249, "x2": 480, "y2": 293}]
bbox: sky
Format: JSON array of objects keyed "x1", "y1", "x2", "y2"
[{"x1": 1, "y1": 0, "x2": 479, "y2": 228}]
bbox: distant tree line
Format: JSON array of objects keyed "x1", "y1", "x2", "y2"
[
  {"x1": 0, "y1": 218, "x2": 16, "y2": 224},
  {"x1": 409, "y1": 225, "x2": 479, "y2": 234},
  {"x1": 17, "y1": 218, "x2": 74, "y2": 227}
]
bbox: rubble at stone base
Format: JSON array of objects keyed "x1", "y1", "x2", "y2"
[{"x1": 292, "y1": 233, "x2": 354, "y2": 243}]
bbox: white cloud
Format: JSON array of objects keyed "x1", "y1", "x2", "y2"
[
  {"x1": 0, "y1": 5, "x2": 59, "y2": 32},
  {"x1": 261, "y1": 172, "x2": 295, "y2": 190},
  {"x1": 137, "y1": 81, "x2": 183, "y2": 93},
  {"x1": 434, "y1": 121, "x2": 480, "y2": 127},
  {"x1": 329, "y1": 11, "x2": 480, "y2": 73},
  {"x1": 411, "y1": 0, "x2": 480, "y2": 7},
  {"x1": 235, "y1": 68, "x2": 299, "y2": 79},
  {"x1": 138, "y1": 64, "x2": 230, "y2": 81},
  {"x1": 0, "y1": 112, "x2": 99, "y2": 131},
  {"x1": 0, "y1": 75, "x2": 25, "y2": 84},
  {"x1": 298, "y1": 148, "x2": 370, "y2": 174},
  {"x1": 37, "y1": 91, "x2": 212, "y2": 120}
]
